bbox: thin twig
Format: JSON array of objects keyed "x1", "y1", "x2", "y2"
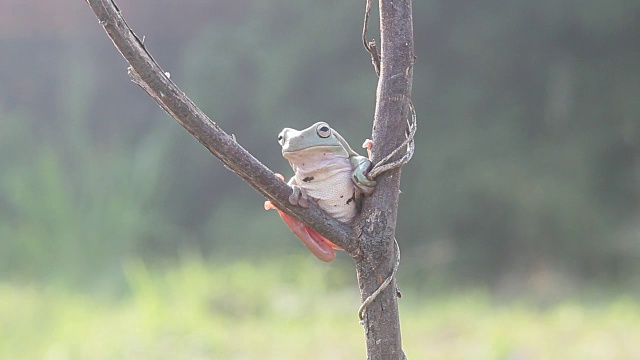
[
  {"x1": 362, "y1": 0, "x2": 381, "y2": 76},
  {"x1": 362, "y1": 0, "x2": 372, "y2": 52},
  {"x1": 367, "y1": 99, "x2": 417, "y2": 179}
]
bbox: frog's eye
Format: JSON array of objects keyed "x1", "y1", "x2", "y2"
[{"x1": 316, "y1": 123, "x2": 331, "y2": 138}]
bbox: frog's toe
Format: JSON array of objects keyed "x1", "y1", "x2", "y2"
[
  {"x1": 298, "y1": 196, "x2": 310, "y2": 208},
  {"x1": 355, "y1": 181, "x2": 377, "y2": 196},
  {"x1": 289, "y1": 185, "x2": 310, "y2": 208},
  {"x1": 353, "y1": 172, "x2": 377, "y2": 189},
  {"x1": 362, "y1": 139, "x2": 373, "y2": 159}
]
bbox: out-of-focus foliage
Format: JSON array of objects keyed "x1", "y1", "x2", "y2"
[
  {"x1": 0, "y1": 0, "x2": 639, "y2": 296},
  {"x1": 1, "y1": 257, "x2": 640, "y2": 359}
]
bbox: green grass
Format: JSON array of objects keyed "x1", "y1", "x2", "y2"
[{"x1": 1, "y1": 257, "x2": 639, "y2": 359}]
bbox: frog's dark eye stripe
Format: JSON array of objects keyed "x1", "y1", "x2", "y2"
[{"x1": 316, "y1": 123, "x2": 331, "y2": 138}]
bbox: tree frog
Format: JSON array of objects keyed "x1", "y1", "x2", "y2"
[{"x1": 264, "y1": 122, "x2": 376, "y2": 262}]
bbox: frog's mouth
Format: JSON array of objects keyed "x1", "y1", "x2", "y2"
[{"x1": 282, "y1": 144, "x2": 343, "y2": 155}]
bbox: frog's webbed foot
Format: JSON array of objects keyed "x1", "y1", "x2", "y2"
[
  {"x1": 351, "y1": 155, "x2": 377, "y2": 196},
  {"x1": 353, "y1": 172, "x2": 376, "y2": 195},
  {"x1": 288, "y1": 184, "x2": 310, "y2": 208}
]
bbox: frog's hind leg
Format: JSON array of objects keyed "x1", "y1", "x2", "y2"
[{"x1": 264, "y1": 200, "x2": 337, "y2": 262}]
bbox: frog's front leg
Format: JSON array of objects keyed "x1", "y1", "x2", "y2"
[
  {"x1": 287, "y1": 177, "x2": 310, "y2": 208},
  {"x1": 350, "y1": 154, "x2": 377, "y2": 195}
]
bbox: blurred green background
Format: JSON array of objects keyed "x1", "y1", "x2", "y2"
[{"x1": 1, "y1": 0, "x2": 639, "y2": 358}]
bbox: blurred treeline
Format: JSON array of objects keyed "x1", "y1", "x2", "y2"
[{"x1": 0, "y1": 0, "x2": 639, "y2": 295}]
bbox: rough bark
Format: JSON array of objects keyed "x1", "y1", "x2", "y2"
[{"x1": 355, "y1": 0, "x2": 414, "y2": 359}]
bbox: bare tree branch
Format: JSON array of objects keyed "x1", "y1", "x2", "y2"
[
  {"x1": 355, "y1": 0, "x2": 414, "y2": 358},
  {"x1": 85, "y1": 0, "x2": 360, "y2": 254},
  {"x1": 362, "y1": 0, "x2": 381, "y2": 76},
  {"x1": 86, "y1": 0, "x2": 414, "y2": 359}
]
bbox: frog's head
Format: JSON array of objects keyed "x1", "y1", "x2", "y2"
[{"x1": 278, "y1": 122, "x2": 354, "y2": 159}]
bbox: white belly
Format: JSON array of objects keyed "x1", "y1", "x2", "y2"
[{"x1": 296, "y1": 168, "x2": 357, "y2": 223}]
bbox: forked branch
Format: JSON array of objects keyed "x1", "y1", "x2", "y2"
[{"x1": 86, "y1": 1, "x2": 414, "y2": 359}]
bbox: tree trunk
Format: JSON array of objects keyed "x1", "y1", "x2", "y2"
[{"x1": 355, "y1": 0, "x2": 414, "y2": 359}]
